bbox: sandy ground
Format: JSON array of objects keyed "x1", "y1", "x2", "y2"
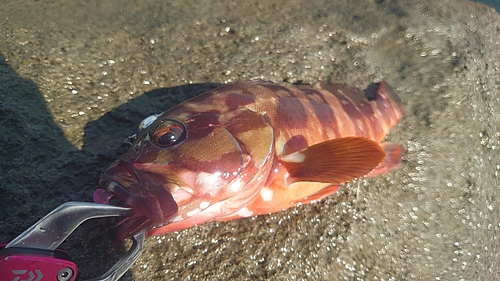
[{"x1": 1, "y1": 0, "x2": 499, "y2": 280}]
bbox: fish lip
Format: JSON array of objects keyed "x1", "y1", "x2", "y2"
[
  {"x1": 94, "y1": 180, "x2": 152, "y2": 240},
  {"x1": 95, "y1": 163, "x2": 179, "y2": 238}
]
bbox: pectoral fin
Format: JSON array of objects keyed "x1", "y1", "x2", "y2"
[
  {"x1": 366, "y1": 142, "x2": 403, "y2": 177},
  {"x1": 279, "y1": 137, "x2": 385, "y2": 184}
]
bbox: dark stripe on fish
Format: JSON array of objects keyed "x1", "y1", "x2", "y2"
[{"x1": 283, "y1": 134, "x2": 309, "y2": 154}]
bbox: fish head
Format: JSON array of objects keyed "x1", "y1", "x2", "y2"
[{"x1": 95, "y1": 105, "x2": 274, "y2": 239}]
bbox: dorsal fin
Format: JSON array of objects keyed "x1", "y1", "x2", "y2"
[{"x1": 279, "y1": 137, "x2": 385, "y2": 184}]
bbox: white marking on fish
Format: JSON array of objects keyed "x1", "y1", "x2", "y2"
[
  {"x1": 260, "y1": 187, "x2": 274, "y2": 202},
  {"x1": 280, "y1": 152, "x2": 306, "y2": 163},
  {"x1": 196, "y1": 171, "x2": 226, "y2": 194},
  {"x1": 170, "y1": 215, "x2": 184, "y2": 222},
  {"x1": 187, "y1": 208, "x2": 201, "y2": 217},
  {"x1": 200, "y1": 201, "x2": 210, "y2": 209},
  {"x1": 236, "y1": 207, "x2": 253, "y2": 217},
  {"x1": 227, "y1": 178, "x2": 244, "y2": 193}
]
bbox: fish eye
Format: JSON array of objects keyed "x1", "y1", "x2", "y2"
[{"x1": 151, "y1": 119, "x2": 187, "y2": 147}]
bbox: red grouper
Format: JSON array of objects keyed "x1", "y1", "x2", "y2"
[{"x1": 94, "y1": 80, "x2": 404, "y2": 240}]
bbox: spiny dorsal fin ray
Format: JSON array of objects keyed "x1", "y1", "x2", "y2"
[{"x1": 279, "y1": 137, "x2": 386, "y2": 184}]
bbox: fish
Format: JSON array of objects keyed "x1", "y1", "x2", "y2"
[{"x1": 94, "y1": 80, "x2": 404, "y2": 240}]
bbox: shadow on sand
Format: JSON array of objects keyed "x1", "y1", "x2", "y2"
[{"x1": 0, "y1": 53, "x2": 219, "y2": 278}]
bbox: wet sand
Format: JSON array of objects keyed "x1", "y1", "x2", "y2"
[{"x1": 1, "y1": 0, "x2": 499, "y2": 279}]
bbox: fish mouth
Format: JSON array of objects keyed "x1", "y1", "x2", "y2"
[{"x1": 94, "y1": 163, "x2": 178, "y2": 240}]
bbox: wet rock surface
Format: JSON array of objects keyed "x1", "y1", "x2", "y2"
[{"x1": 1, "y1": 0, "x2": 499, "y2": 279}]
